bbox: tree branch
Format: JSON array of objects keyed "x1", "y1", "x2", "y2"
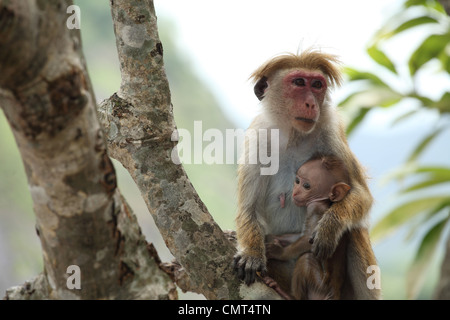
[
  {"x1": 438, "y1": 0, "x2": 450, "y2": 15},
  {"x1": 434, "y1": 234, "x2": 450, "y2": 299},
  {"x1": 99, "y1": 0, "x2": 279, "y2": 299},
  {"x1": 100, "y1": 0, "x2": 240, "y2": 299}
]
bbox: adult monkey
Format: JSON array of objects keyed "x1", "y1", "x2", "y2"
[{"x1": 233, "y1": 49, "x2": 379, "y2": 299}]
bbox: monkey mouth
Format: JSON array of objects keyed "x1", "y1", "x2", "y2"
[{"x1": 295, "y1": 117, "x2": 315, "y2": 124}]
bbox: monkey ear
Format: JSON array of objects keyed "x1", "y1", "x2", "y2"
[
  {"x1": 254, "y1": 76, "x2": 268, "y2": 101},
  {"x1": 329, "y1": 183, "x2": 351, "y2": 202}
]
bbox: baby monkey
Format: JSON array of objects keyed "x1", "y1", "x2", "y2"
[{"x1": 266, "y1": 154, "x2": 351, "y2": 300}]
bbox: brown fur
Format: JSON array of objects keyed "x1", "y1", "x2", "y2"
[
  {"x1": 265, "y1": 205, "x2": 349, "y2": 300},
  {"x1": 234, "y1": 49, "x2": 380, "y2": 299},
  {"x1": 250, "y1": 49, "x2": 343, "y2": 88}
]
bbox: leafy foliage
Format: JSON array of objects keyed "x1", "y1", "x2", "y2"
[{"x1": 339, "y1": 0, "x2": 450, "y2": 298}]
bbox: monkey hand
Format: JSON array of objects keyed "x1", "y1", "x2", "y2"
[
  {"x1": 310, "y1": 216, "x2": 341, "y2": 260},
  {"x1": 265, "y1": 239, "x2": 285, "y2": 260},
  {"x1": 233, "y1": 252, "x2": 267, "y2": 285},
  {"x1": 265, "y1": 233, "x2": 302, "y2": 247},
  {"x1": 310, "y1": 231, "x2": 337, "y2": 260},
  {"x1": 261, "y1": 275, "x2": 293, "y2": 300}
]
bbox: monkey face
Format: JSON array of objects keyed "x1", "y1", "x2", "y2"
[
  {"x1": 283, "y1": 70, "x2": 327, "y2": 133},
  {"x1": 255, "y1": 68, "x2": 329, "y2": 134},
  {"x1": 292, "y1": 159, "x2": 336, "y2": 207}
]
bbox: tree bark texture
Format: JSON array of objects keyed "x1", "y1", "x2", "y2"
[
  {"x1": 438, "y1": 0, "x2": 450, "y2": 15},
  {"x1": 0, "y1": 0, "x2": 176, "y2": 300},
  {"x1": 98, "y1": 0, "x2": 280, "y2": 299},
  {"x1": 434, "y1": 234, "x2": 450, "y2": 299},
  {"x1": 432, "y1": 0, "x2": 450, "y2": 301}
]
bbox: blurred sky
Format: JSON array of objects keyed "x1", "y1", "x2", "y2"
[
  {"x1": 155, "y1": 0, "x2": 398, "y2": 128},
  {"x1": 155, "y1": 0, "x2": 450, "y2": 132}
]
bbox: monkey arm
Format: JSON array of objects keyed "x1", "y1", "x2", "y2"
[
  {"x1": 261, "y1": 276, "x2": 293, "y2": 300},
  {"x1": 266, "y1": 236, "x2": 311, "y2": 261},
  {"x1": 234, "y1": 123, "x2": 273, "y2": 285},
  {"x1": 234, "y1": 210, "x2": 267, "y2": 284},
  {"x1": 311, "y1": 180, "x2": 373, "y2": 260},
  {"x1": 266, "y1": 233, "x2": 302, "y2": 247},
  {"x1": 234, "y1": 161, "x2": 269, "y2": 284}
]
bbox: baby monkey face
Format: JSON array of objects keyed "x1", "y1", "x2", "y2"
[
  {"x1": 292, "y1": 159, "x2": 334, "y2": 207},
  {"x1": 292, "y1": 159, "x2": 350, "y2": 207}
]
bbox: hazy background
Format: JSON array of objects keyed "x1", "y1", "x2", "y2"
[{"x1": 1, "y1": 0, "x2": 449, "y2": 299}]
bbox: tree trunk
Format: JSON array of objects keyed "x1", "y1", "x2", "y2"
[
  {"x1": 0, "y1": 0, "x2": 175, "y2": 300},
  {"x1": 432, "y1": 0, "x2": 450, "y2": 301},
  {"x1": 434, "y1": 235, "x2": 450, "y2": 299},
  {"x1": 438, "y1": 0, "x2": 450, "y2": 15}
]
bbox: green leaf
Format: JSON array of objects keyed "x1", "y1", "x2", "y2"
[
  {"x1": 405, "y1": 201, "x2": 450, "y2": 240},
  {"x1": 402, "y1": 166, "x2": 450, "y2": 192},
  {"x1": 339, "y1": 88, "x2": 402, "y2": 110},
  {"x1": 417, "y1": 166, "x2": 450, "y2": 175},
  {"x1": 390, "y1": 109, "x2": 419, "y2": 127},
  {"x1": 405, "y1": 0, "x2": 427, "y2": 7},
  {"x1": 344, "y1": 67, "x2": 390, "y2": 87},
  {"x1": 415, "y1": 92, "x2": 450, "y2": 113},
  {"x1": 406, "y1": 216, "x2": 448, "y2": 299},
  {"x1": 391, "y1": 16, "x2": 440, "y2": 35},
  {"x1": 405, "y1": 0, "x2": 446, "y2": 12},
  {"x1": 407, "y1": 127, "x2": 445, "y2": 162},
  {"x1": 408, "y1": 93, "x2": 435, "y2": 107},
  {"x1": 371, "y1": 196, "x2": 450, "y2": 242},
  {"x1": 435, "y1": 92, "x2": 450, "y2": 113},
  {"x1": 372, "y1": 13, "x2": 441, "y2": 43},
  {"x1": 338, "y1": 90, "x2": 366, "y2": 108},
  {"x1": 380, "y1": 162, "x2": 420, "y2": 185},
  {"x1": 409, "y1": 33, "x2": 450, "y2": 75},
  {"x1": 383, "y1": 165, "x2": 450, "y2": 186},
  {"x1": 379, "y1": 96, "x2": 403, "y2": 108},
  {"x1": 439, "y1": 53, "x2": 450, "y2": 73},
  {"x1": 367, "y1": 45, "x2": 397, "y2": 74},
  {"x1": 403, "y1": 176, "x2": 450, "y2": 193},
  {"x1": 346, "y1": 107, "x2": 371, "y2": 135}
]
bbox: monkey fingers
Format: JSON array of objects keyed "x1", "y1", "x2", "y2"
[
  {"x1": 312, "y1": 245, "x2": 332, "y2": 261},
  {"x1": 265, "y1": 240, "x2": 284, "y2": 260},
  {"x1": 311, "y1": 231, "x2": 339, "y2": 261},
  {"x1": 266, "y1": 233, "x2": 302, "y2": 247},
  {"x1": 233, "y1": 253, "x2": 267, "y2": 285},
  {"x1": 260, "y1": 275, "x2": 292, "y2": 300}
]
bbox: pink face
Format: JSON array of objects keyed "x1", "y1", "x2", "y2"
[
  {"x1": 283, "y1": 70, "x2": 327, "y2": 133},
  {"x1": 292, "y1": 159, "x2": 335, "y2": 207}
]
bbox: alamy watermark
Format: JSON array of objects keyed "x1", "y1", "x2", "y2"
[
  {"x1": 171, "y1": 121, "x2": 280, "y2": 175},
  {"x1": 64, "y1": 263, "x2": 381, "y2": 292},
  {"x1": 66, "y1": 5, "x2": 81, "y2": 30},
  {"x1": 66, "y1": 265, "x2": 81, "y2": 290},
  {"x1": 366, "y1": 265, "x2": 382, "y2": 290}
]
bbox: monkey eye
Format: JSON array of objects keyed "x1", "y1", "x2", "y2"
[
  {"x1": 295, "y1": 177, "x2": 300, "y2": 184},
  {"x1": 311, "y1": 80, "x2": 323, "y2": 89},
  {"x1": 292, "y1": 78, "x2": 306, "y2": 87},
  {"x1": 302, "y1": 182, "x2": 311, "y2": 190}
]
